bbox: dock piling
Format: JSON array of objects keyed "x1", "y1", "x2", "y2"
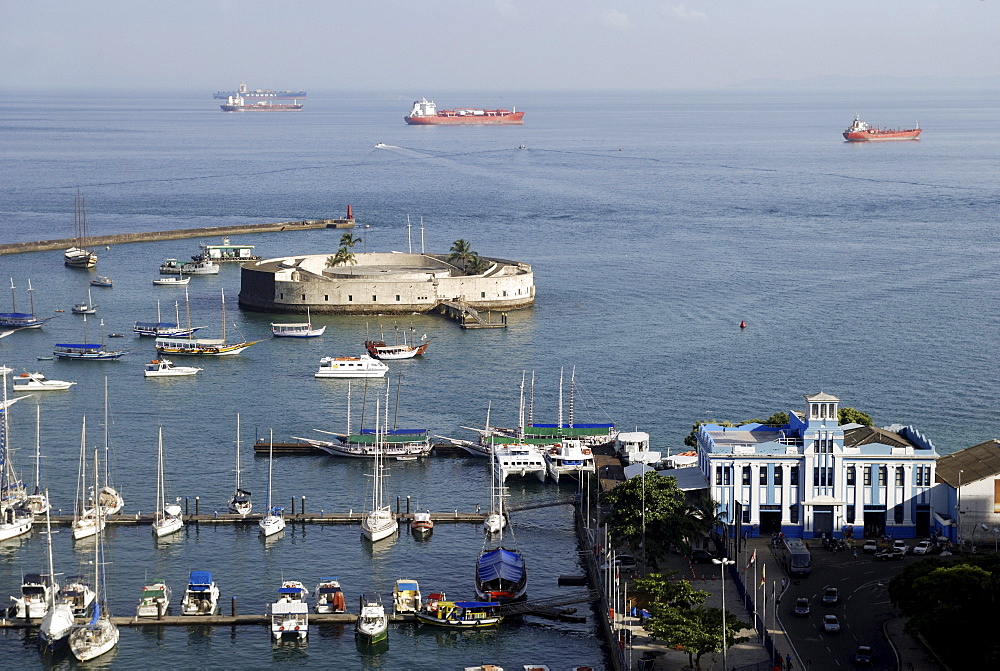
[
  {"x1": 396, "y1": 496, "x2": 400, "y2": 514},
  {"x1": 231, "y1": 597, "x2": 237, "y2": 617},
  {"x1": 195, "y1": 497, "x2": 200, "y2": 516},
  {"x1": 301, "y1": 496, "x2": 306, "y2": 515},
  {"x1": 185, "y1": 498, "x2": 189, "y2": 516},
  {"x1": 291, "y1": 497, "x2": 295, "y2": 515},
  {"x1": 406, "y1": 496, "x2": 411, "y2": 515}
]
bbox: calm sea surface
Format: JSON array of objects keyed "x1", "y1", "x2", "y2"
[{"x1": 1, "y1": 89, "x2": 998, "y2": 669}]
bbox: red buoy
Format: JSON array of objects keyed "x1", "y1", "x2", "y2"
[{"x1": 740, "y1": 320, "x2": 747, "y2": 329}]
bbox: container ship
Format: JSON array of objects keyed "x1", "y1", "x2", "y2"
[
  {"x1": 214, "y1": 82, "x2": 306, "y2": 99},
  {"x1": 404, "y1": 98, "x2": 524, "y2": 125},
  {"x1": 220, "y1": 96, "x2": 303, "y2": 112},
  {"x1": 842, "y1": 114, "x2": 921, "y2": 141}
]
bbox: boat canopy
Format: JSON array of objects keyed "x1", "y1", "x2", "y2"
[
  {"x1": 278, "y1": 587, "x2": 303, "y2": 594},
  {"x1": 396, "y1": 581, "x2": 419, "y2": 591},
  {"x1": 141, "y1": 588, "x2": 165, "y2": 598},
  {"x1": 318, "y1": 586, "x2": 342, "y2": 594},
  {"x1": 53, "y1": 343, "x2": 103, "y2": 349},
  {"x1": 23, "y1": 573, "x2": 50, "y2": 586},
  {"x1": 454, "y1": 601, "x2": 500, "y2": 609},
  {"x1": 188, "y1": 571, "x2": 213, "y2": 589},
  {"x1": 476, "y1": 547, "x2": 525, "y2": 583},
  {"x1": 318, "y1": 577, "x2": 339, "y2": 581},
  {"x1": 359, "y1": 428, "x2": 427, "y2": 436}
]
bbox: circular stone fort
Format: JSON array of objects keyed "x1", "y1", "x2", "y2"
[{"x1": 239, "y1": 252, "x2": 535, "y2": 314}]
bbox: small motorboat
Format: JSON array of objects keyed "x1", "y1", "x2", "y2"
[
  {"x1": 415, "y1": 593, "x2": 502, "y2": 628},
  {"x1": 136, "y1": 581, "x2": 171, "y2": 618},
  {"x1": 72, "y1": 288, "x2": 98, "y2": 315},
  {"x1": 108, "y1": 333, "x2": 125, "y2": 338},
  {"x1": 354, "y1": 594, "x2": 388, "y2": 645},
  {"x1": 411, "y1": 510, "x2": 434, "y2": 536},
  {"x1": 12, "y1": 573, "x2": 59, "y2": 619},
  {"x1": 12, "y1": 372, "x2": 76, "y2": 391},
  {"x1": 181, "y1": 571, "x2": 220, "y2": 616},
  {"x1": 144, "y1": 359, "x2": 202, "y2": 378},
  {"x1": 314, "y1": 578, "x2": 346, "y2": 614},
  {"x1": 392, "y1": 579, "x2": 421, "y2": 614},
  {"x1": 90, "y1": 276, "x2": 113, "y2": 288},
  {"x1": 270, "y1": 581, "x2": 309, "y2": 640},
  {"x1": 58, "y1": 576, "x2": 96, "y2": 615}
]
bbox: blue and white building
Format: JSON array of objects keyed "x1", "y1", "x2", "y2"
[{"x1": 697, "y1": 392, "x2": 938, "y2": 540}]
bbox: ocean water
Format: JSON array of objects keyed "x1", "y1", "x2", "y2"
[{"x1": 1, "y1": 88, "x2": 999, "y2": 669}]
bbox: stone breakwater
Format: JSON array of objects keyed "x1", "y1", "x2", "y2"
[{"x1": 0, "y1": 219, "x2": 353, "y2": 255}]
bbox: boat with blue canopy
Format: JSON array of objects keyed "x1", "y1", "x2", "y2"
[
  {"x1": 181, "y1": 570, "x2": 220, "y2": 615},
  {"x1": 415, "y1": 595, "x2": 502, "y2": 628}
]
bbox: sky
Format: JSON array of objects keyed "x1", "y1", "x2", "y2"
[{"x1": 2, "y1": 1, "x2": 998, "y2": 92}]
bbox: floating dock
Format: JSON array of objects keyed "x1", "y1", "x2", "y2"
[{"x1": 437, "y1": 300, "x2": 508, "y2": 329}]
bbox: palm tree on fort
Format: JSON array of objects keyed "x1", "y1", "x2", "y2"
[
  {"x1": 449, "y1": 239, "x2": 476, "y2": 273},
  {"x1": 340, "y1": 232, "x2": 362, "y2": 250},
  {"x1": 325, "y1": 247, "x2": 356, "y2": 269}
]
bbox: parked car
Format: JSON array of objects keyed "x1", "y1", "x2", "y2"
[
  {"x1": 874, "y1": 548, "x2": 905, "y2": 561},
  {"x1": 892, "y1": 540, "x2": 909, "y2": 554},
  {"x1": 793, "y1": 597, "x2": 810, "y2": 617},
  {"x1": 862, "y1": 539, "x2": 878, "y2": 553},
  {"x1": 913, "y1": 540, "x2": 933, "y2": 555},
  {"x1": 823, "y1": 614, "x2": 841, "y2": 633},
  {"x1": 855, "y1": 645, "x2": 873, "y2": 665},
  {"x1": 600, "y1": 554, "x2": 638, "y2": 570},
  {"x1": 822, "y1": 587, "x2": 839, "y2": 605},
  {"x1": 690, "y1": 549, "x2": 718, "y2": 564}
]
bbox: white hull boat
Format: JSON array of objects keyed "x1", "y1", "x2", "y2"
[
  {"x1": 355, "y1": 595, "x2": 388, "y2": 644},
  {"x1": 392, "y1": 579, "x2": 421, "y2": 614},
  {"x1": 315, "y1": 355, "x2": 388, "y2": 378},
  {"x1": 361, "y1": 509, "x2": 397, "y2": 542},
  {"x1": 616, "y1": 430, "x2": 662, "y2": 465},
  {"x1": 12, "y1": 573, "x2": 58, "y2": 619},
  {"x1": 229, "y1": 414, "x2": 252, "y2": 515},
  {"x1": 152, "y1": 276, "x2": 190, "y2": 286},
  {"x1": 314, "y1": 579, "x2": 346, "y2": 613},
  {"x1": 259, "y1": 431, "x2": 285, "y2": 537},
  {"x1": 144, "y1": 359, "x2": 202, "y2": 377},
  {"x1": 272, "y1": 308, "x2": 325, "y2": 337},
  {"x1": 543, "y1": 439, "x2": 596, "y2": 483},
  {"x1": 136, "y1": 581, "x2": 171, "y2": 618},
  {"x1": 11, "y1": 372, "x2": 76, "y2": 391},
  {"x1": 270, "y1": 581, "x2": 309, "y2": 640},
  {"x1": 159, "y1": 258, "x2": 219, "y2": 275},
  {"x1": 181, "y1": 571, "x2": 220, "y2": 616},
  {"x1": 39, "y1": 500, "x2": 75, "y2": 650},
  {"x1": 494, "y1": 443, "x2": 548, "y2": 483},
  {"x1": 59, "y1": 576, "x2": 96, "y2": 615}
]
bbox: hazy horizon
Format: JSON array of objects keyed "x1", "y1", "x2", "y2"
[{"x1": 2, "y1": 1, "x2": 997, "y2": 92}]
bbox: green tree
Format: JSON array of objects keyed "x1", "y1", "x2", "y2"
[
  {"x1": 839, "y1": 407, "x2": 873, "y2": 426},
  {"x1": 326, "y1": 247, "x2": 356, "y2": 268},
  {"x1": 634, "y1": 572, "x2": 709, "y2": 610},
  {"x1": 448, "y1": 239, "x2": 476, "y2": 272},
  {"x1": 600, "y1": 473, "x2": 692, "y2": 560},
  {"x1": 340, "y1": 232, "x2": 362, "y2": 249},
  {"x1": 644, "y1": 604, "x2": 748, "y2": 671},
  {"x1": 465, "y1": 253, "x2": 491, "y2": 275},
  {"x1": 759, "y1": 412, "x2": 789, "y2": 427}
]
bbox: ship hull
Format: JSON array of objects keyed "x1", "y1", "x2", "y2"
[
  {"x1": 843, "y1": 129, "x2": 921, "y2": 141},
  {"x1": 221, "y1": 104, "x2": 303, "y2": 112},
  {"x1": 405, "y1": 112, "x2": 524, "y2": 126}
]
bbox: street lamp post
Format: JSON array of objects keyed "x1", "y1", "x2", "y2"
[{"x1": 713, "y1": 557, "x2": 736, "y2": 670}]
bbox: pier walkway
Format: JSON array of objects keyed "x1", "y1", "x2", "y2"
[
  {"x1": 34, "y1": 510, "x2": 486, "y2": 527},
  {"x1": 0, "y1": 218, "x2": 354, "y2": 256},
  {"x1": 436, "y1": 300, "x2": 508, "y2": 329}
]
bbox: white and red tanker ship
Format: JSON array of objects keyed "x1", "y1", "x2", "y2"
[{"x1": 404, "y1": 98, "x2": 524, "y2": 125}]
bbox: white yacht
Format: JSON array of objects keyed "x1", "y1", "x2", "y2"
[
  {"x1": 181, "y1": 571, "x2": 220, "y2": 616},
  {"x1": 11, "y1": 372, "x2": 75, "y2": 391},
  {"x1": 39, "y1": 504, "x2": 75, "y2": 650},
  {"x1": 258, "y1": 431, "x2": 285, "y2": 537},
  {"x1": 314, "y1": 578, "x2": 346, "y2": 613},
  {"x1": 355, "y1": 594, "x2": 388, "y2": 645},
  {"x1": 152, "y1": 427, "x2": 184, "y2": 538},
  {"x1": 543, "y1": 439, "x2": 597, "y2": 483},
  {"x1": 144, "y1": 359, "x2": 203, "y2": 377},
  {"x1": 315, "y1": 354, "x2": 388, "y2": 378},
  {"x1": 270, "y1": 580, "x2": 309, "y2": 640},
  {"x1": 361, "y1": 398, "x2": 398, "y2": 543},
  {"x1": 616, "y1": 431, "x2": 662, "y2": 466},
  {"x1": 493, "y1": 442, "x2": 547, "y2": 483},
  {"x1": 12, "y1": 572, "x2": 59, "y2": 619},
  {"x1": 58, "y1": 576, "x2": 96, "y2": 615}
]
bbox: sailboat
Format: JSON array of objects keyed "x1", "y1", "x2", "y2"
[
  {"x1": 0, "y1": 279, "x2": 50, "y2": 329},
  {"x1": 258, "y1": 430, "x2": 285, "y2": 537},
  {"x1": 97, "y1": 378, "x2": 124, "y2": 515},
  {"x1": 483, "y1": 448, "x2": 506, "y2": 535},
  {"x1": 69, "y1": 447, "x2": 119, "y2": 661},
  {"x1": 155, "y1": 287, "x2": 260, "y2": 356},
  {"x1": 360, "y1": 390, "x2": 398, "y2": 543},
  {"x1": 71, "y1": 288, "x2": 98, "y2": 314},
  {"x1": 133, "y1": 298, "x2": 203, "y2": 337},
  {"x1": 152, "y1": 426, "x2": 183, "y2": 538},
  {"x1": 64, "y1": 190, "x2": 98, "y2": 269},
  {"x1": 0, "y1": 369, "x2": 32, "y2": 542},
  {"x1": 39, "y1": 495, "x2": 75, "y2": 650},
  {"x1": 71, "y1": 418, "x2": 104, "y2": 541},
  {"x1": 228, "y1": 414, "x2": 252, "y2": 515},
  {"x1": 475, "y1": 474, "x2": 527, "y2": 603},
  {"x1": 271, "y1": 306, "x2": 326, "y2": 337},
  {"x1": 53, "y1": 315, "x2": 126, "y2": 360},
  {"x1": 24, "y1": 406, "x2": 50, "y2": 515}
]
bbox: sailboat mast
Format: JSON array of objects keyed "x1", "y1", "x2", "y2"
[
  {"x1": 76, "y1": 418, "x2": 86, "y2": 520},
  {"x1": 34, "y1": 406, "x2": 41, "y2": 494},
  {"x1": 569, "y1": 366, "x2": 576, "y2": 428},
  {"x1": 157, "y1": 427, "x2": 164, "y2": 517},
  {"x1": 266, "y1": 429, "x2": 274, "y2": 512},
  {"x1": 28, "y1": 280, "x2": 35, "y2": 318},
  {"x1": 9, "y1": 278, "x2": 16, "y2": 314},
  {"x1": 518, "y1": 373, "x2": 525, "y2": 439},
  {"x1": 103, "y1": 377, "x2": 110, "y2": 489},
  {"x1": 372, "y1": 400, "x2": 380, "y2": 512},
  {"x1": 346, "y1": 381, "x2": 351, "y2": 437},
  {"x1": 235, "y1": 414, "x2": 241, "y2": 492},
  {"x1": 185, "y1": 287, "x2": 192, "y2": 332},
  {"x1": 529, "y1": 371, "x2": 535, "y2": 427},
  {"x1": 221, "y1": 288, "x2": 227, "y2": 343},
  {"x1": 558, "y1": 367, "x2": 564, "y2": 429},
  {"x1": 44, "y1": 490, "x2": 55, "y2": 608}
]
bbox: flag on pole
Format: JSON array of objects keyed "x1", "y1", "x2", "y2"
[
  {"x1": 761, "y1": 563, "x2": 766, "y2": 586},
  {"x1": 746, "y1": 549, "x2": 756, "y2": 570}
]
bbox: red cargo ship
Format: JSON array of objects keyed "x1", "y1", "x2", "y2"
[
  {"x1": 842, "y1": 114, "x2": 921, "y2": 141},
  {"x1": 404, "y1": 98, "x2": 524, "y2": 125}
]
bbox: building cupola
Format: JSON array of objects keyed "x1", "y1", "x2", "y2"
[{"x1": 804, "y1": 392, "x2": 840, "y2": 427}]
